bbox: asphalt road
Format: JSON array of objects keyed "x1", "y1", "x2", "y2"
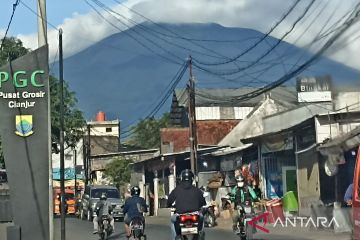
[{"x1": 53, "y1": 216, "x2": 352, "y2": 240}]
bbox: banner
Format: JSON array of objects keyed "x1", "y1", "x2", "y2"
[{"x1": 0, "y1": 46, "x2": 50, "y2": 240}]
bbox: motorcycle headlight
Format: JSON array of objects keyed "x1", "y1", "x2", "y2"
[{"x1": 91, "y1": 202, "x2": 97, "y2": 209}]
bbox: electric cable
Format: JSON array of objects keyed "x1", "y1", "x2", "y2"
[{"x1": 1, "y1": 0, "x2": 20, "y2": 50}]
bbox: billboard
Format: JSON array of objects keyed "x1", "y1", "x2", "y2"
[
  {"x1": 296, "y1": 76, "x2": 332, "y2": 103},
  {"x1": 0, "y1": 46, "x2": 50, "y2": 240}
]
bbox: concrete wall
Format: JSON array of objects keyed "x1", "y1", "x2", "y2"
[
  {"x1": 296, "y1": 148, "x2": 321, "y2": 216},
  {"x1": 195, "y1": 106, "x2": 253, "y2": 120}
]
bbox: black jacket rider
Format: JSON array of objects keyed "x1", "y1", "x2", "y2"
[{"x1": 167, "y1": 181, "x2": 206, "y2": 214}]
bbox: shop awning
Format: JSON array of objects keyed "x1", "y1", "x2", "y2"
[{"x1": 318, "y1": 125, "x2": 360, "y2": 156}]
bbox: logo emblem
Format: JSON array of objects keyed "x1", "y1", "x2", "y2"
[{"x1": 15, "y1": 115, "x2": 34, "y2": 137}]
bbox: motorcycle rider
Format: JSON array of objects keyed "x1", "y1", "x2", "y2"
[
  {"x1": 200, "y1": 186, "x2": 217, "y2": 227},
  {"x1": 93, "y1": 192, "x2": 115, "y2": 234},
  {"x1": 123, "y1": 186, "x2": 147, "y2": 238},
  {"x1": 229, "y1": 174, "x2": 258, "y2": 233},
  {"x1": 167, "y1": 169, "x2": 206, "y2": 239}
]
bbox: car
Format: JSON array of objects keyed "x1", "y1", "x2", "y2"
[{"x1": 79, "y1": 185, "x2": 124, "y2": 222}]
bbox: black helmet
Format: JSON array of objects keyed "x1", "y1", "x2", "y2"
[
  {"x1": 181, "y1": 169, "x2": 194, "y2": 182},
  {"x1": 131, "y1": 186, "x2": 140, "y2": 196},
  {"x1": 100, "y1": 192, "x2": 107, "y2": 200}
]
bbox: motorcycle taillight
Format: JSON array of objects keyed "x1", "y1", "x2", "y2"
[{"x1": 180, "y1": 214, "x2": 199, "y2": 222}]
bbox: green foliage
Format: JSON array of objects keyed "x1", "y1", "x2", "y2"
[
  {"x1": 0, "y1": 37, "x2": 30, "y2": 66},
  {"x1": 104, "y1": 157, "x2": 133, "y2": 187},
  {"x1": 50, "y1": 75, "x2": 86, "y2": 149},
  {"x1": 126, "y1": 113, "x2": 170, "y2": 149}
]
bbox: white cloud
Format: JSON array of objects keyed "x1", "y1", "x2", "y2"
[{"x1": 12, "y1": 0, "x2": 360, "y2": 69}]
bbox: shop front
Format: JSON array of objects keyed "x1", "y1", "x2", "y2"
[{"x1": 261, "y1": 133, "x2": 297, "y2": 199}]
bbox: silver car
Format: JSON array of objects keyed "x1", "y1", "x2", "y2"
[{"x1": 79, "y1": 185, "x2": 124, "y2": 221}]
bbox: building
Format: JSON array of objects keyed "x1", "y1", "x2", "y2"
[{"x1": 219, "y1": 78, "x2": 360, "y2": 216}]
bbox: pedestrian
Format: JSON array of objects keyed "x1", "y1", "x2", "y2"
[{"x1": 344, "y1": 183, "x2": 354, "y2": 206}]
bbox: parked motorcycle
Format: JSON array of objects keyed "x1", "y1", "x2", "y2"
[
  {"x1": 236, "y1": 201, "x2": 255, "y2": 240},
  {"x1": 98, "y1": 215, "x2": 113, "y2": 240},
  {"x1": 129, "y1": 216, "x2": 146, "y2": 240},
  {"x1": 176, "y1": 211, "x2": 205, "y2": 240}
]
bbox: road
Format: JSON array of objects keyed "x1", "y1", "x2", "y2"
[{"x1": 53, "y1": 216, "x2": 352, "y2": 240}]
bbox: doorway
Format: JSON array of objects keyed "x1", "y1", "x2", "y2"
[{"x1": 282, "y1": 166, "x2": 297, "y2": 194}]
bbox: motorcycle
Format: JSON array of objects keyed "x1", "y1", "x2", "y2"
[
  {"x1": 203, "y1": 205, "x2": 216, "y2": 228},
  {"x1": 98, "y1": 215, "x2": 113, "y2": 240},
  {"x1": 221, "y1": 195, "x2": 232, "y2": 210},
  {"x1": 129, "y1": 216, "x2": 146, "y2": 240},
  {"x1": 236, "y1": 201, "x2": 255, "y2": 240},
  {"x1": 175, "y1": 211, "x2": 205, "y2": 240}
]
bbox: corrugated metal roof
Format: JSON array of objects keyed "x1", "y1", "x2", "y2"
[{"x1": 318, "y1": 125, "x2": 360, "y2": 155}]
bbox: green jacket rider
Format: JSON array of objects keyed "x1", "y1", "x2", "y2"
[{"x1": 229, "y1": 175, "x2": 258, "y2": 232}]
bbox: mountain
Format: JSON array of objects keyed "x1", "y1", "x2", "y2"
[{"x1": 54, "y1": 22, "x2": 360, "y2": 128}]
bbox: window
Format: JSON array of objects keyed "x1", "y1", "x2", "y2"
[
  {"x1": 106, "y1": 127, "x2": 112, "y2": 132},
  {"x1": 0, "y1": 171, "x2": 7, "y2": 183},
  {"x1": 91, "y1": 188, "x2": 120, "y2": 198}
]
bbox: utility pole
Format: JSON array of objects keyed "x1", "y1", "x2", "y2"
[
  {"x1": 37, "y1": 0, "x2": 47, "y2": 46},
  {"x1": 59, "y1": 28, "x2": 66, "y2": 240},
  {"x1": 74, "y1": 149, "x2": 77, "y2": 195},
  {"x1": 83, "y1": 136, "x2": 88, "y2": 186},
  {"x1": 187, "y1": 56, "x2": 198, "y2": 178},
  {"x1": 87, "y1": 124, "x2": 91, "y2": 184}
]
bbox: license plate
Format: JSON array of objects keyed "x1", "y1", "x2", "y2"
[
  {"x1": 181, "y1": 227, "x2": 198, "y2": 235},
  {"x1": 244, "y1": 206, "x2": 252, "y2": 214}
]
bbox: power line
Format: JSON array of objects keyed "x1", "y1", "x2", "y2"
[
  {"x1": 86, "y1": 0, "x2": 184, "y2": 65},
  {"x1": 19, "y1": 0, "x2": 58, "y2": 30},
  {"x1": 192, "y1": 4, "x2": 360, "y2": 104},
  {"x1": 120, "y1": 61, "x2": 189, "y2": 137},
  {"x1": 193, "y1": 0, "x2": 303, "y2": 66},
  {"x1": 193, "y1": 0, "x2": 316, "y2": 75},
  {"x1": 93, "y1": 0, "x2": 237, "y2": 64},
  {"x1": 0, "y1": 0, "x2": 20, "y2": 50}
]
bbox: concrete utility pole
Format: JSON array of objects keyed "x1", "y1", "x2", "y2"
[
  {"x1": 187, "y1": 56, "x2": 198, "y2": 177},
  {"x1": 37, "y1": 0, "x2": 48, "y2": 47}
]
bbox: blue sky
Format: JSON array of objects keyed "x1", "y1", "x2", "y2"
[
  {"x1": 0, "y1": 0, "x2": 118, "y2": 35},
  {"x1": 1, "y1": 0, "x2": 359, "y2": 70}
]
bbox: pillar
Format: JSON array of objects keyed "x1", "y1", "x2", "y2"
[
  {"x1": 153, "y1": 170, "x2": 159, "y2": 216},
  {"x1": 139, "y1": 166, "x2": 146, "y2": 198},
  {"x1": 168, "y1": 166, "x2": 176, "y2": 194}
]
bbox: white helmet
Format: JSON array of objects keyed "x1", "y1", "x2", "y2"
[{"x1": 236, "y1": 175, "x2": 245, "y2": 187}]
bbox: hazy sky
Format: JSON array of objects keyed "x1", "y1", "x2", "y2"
[{"x1": 1, "y1": 0, "x2": 360, "y2": 70}]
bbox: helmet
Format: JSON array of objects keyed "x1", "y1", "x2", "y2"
[
  {"x1": 131, "y1": 186, "x2": 140, "y2": 196},
  {"x1": 181, "y1": 169, "x2": 194, "y2": 182},
  {"x1": 235, "y1": 175, "x2": 244, "y2": 183},
  {"x1": 100, "y1": 192, "x2": 107, "y2": 200}
]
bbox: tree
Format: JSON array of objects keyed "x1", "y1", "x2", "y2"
[
  {"x1": 50, "y1": 75, "x2": 86, "y2": 149},
  {"x1": 0, "y1": 37, "x2": 86, "y2": 166},
  {"x1": 0, "y1": 37, "x2": 29, "y2": 66},
  {"x1": 126, "y1": 113, "x2": 170, "y2": 149},
  {"x1": 104, "y1": 156, "x2": 133, "y2": 188}
]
